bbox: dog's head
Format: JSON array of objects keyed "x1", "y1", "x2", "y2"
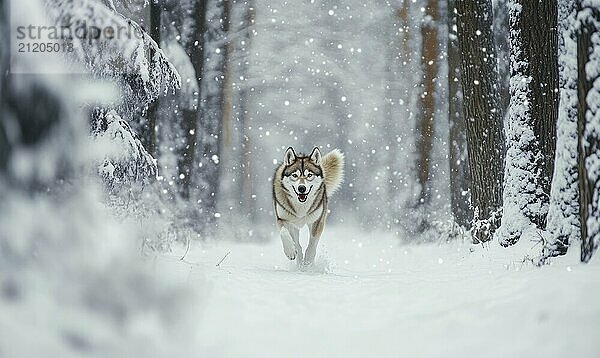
[{"x1": 281, "y1": 147, "x2": 324, "y2": 203}]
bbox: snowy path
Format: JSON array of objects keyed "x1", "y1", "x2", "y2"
[{"x1": 158, "y1": 227, "x2": 600, "y2": 358}]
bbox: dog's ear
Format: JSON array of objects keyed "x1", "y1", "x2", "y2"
[
  {"x1": 284, "y1": 147, "x2": 296, "y2": 165},
  {"x1": 309, "y1": 147, "x2": 322, "y2": 165}
]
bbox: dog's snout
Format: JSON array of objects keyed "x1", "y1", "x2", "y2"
[{"x1": 298, "y1": 185, "x2": 306, "y2": 193}]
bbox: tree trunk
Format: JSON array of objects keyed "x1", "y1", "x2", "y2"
[
  {"x1": 493, "y1": 0, "x2": 510, "y2": 121},
  {"x1": 193, "y1": 0, "x2": 229, "y2": 230},
  {"x1": 526, "y1": 1, "x2": 559, "y2": 209},
  {"x1": 415, "y1": 0, "x2": 438, "y2": 206},
  {"x1": 543, "y1": 0, "x2": 579, "y2": 260},
  {"x1": 577, "y1": 2, "x2": 600, "y2": 263},
  {"x1": 447, "y1": 0, "x2": 470, "y2": 228},
  {"x1": 221, "y1": 0, "x2": 232, "y2": 142},
  {"x1": 498, "y1": 0, "x2": 558, "y2": 246},
  {"x1": 239, "y1": 4, "x2": 256, "y2": 222},
  {"x1": 141, "y1": 0, "x2": 162, "y2": 157},
  {"x1": 177, "y1": 0, "x2": 208, "y2": 200},
  {"x1": 383, "y1": 6, "x2": 403, "y2": 228},
  {"x1": 455, "y1": 0, "x2": 505, "y2": 243}
]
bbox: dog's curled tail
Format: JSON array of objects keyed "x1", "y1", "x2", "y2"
[{"x1": 322, "y1": 149, "x2": 345, "y2": 197}]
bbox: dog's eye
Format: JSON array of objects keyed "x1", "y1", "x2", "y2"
[
  {"x1": 307, "y1": 173, "x2": 313, "y2": 178},
  {"x1": 291, "y1": 173, "x2": 298, "y2": 179}
]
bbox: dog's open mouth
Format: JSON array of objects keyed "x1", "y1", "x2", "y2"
[{"x1": 294, "y1": 186, "x2": 312, "y2": 203}]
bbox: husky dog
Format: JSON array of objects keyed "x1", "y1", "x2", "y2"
[{"x1": 272, "y1": 147, "x2": 344, "y2": 264}]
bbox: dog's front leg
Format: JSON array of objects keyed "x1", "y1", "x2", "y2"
[
  {"x1": 288, "y1": 226, "x2": 303, "y2": 263},
  {"x1": 304, "y1": 211, "x2": 326, "y2": 264},
  {"x1": 277, "y1": 219, "x2": 297, "y2": 260}
]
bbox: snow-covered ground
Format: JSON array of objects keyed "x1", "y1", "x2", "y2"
[{"x1": 156, "y1": 226, "x2": 600, "y2": 358}]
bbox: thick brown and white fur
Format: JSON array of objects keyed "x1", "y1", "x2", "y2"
[{"x1": 272, "y1": 147, "x2": 344, "y2": 265}]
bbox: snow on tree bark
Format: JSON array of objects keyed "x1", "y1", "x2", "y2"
[
  {"x1": 543, "y1": 1, "x2": 579, "y2": 259},
  {"x1": 447, "y1": 0, "x2": 471, "y2": 228},
  {"x1": 577, "y1": 1, "x2": 600, "y2": 263},
  {"x1": 455, "y1": 0, "x2": 505, "y2": 243},
  {"x1": 497, "y1": 0, "x2": 558, "y2": 247}
]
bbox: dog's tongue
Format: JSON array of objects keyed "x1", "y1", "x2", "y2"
[{"x1": 298, "y1": 193, "x2": 307, "y2": 202}]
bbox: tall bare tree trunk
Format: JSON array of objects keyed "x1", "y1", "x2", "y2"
[
  {"x1": 221, "y1": 0, "x2": 232, "y2": 145},
  {"x1": 179, "y1": 0, "x2": 207, "y2": 199},
  {"x1": 142, "y1": 0, "x2": 162, "y2": 157},
  {"x1": 240, "y1": 4, "x2": 256, "y2": 223},
  {"x1": 415, "y1": 0, "x2": 438, "y2": 207},
  {"x1": 527, "y1": 2, "x2": 559, "y2": 208},
  {"x1": 447, "y1": 0, "x2": 470, "y2": 228},
  {"x1": 493, "y1": 0, "x2": 510, "y2": 121},
  {"x1": 456, "y1": 0, "x2": 505, "y2": 242},
  {"x1": 383, "y1": 5, "x2": 406, "y2": 228},
  {"x1": 192, "y1": 0, "x2": 229, "y2": 230}
]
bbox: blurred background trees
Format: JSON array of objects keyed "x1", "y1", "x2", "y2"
[{"x1": 2, "y1": 0, "x2": 600, "y2": 260}]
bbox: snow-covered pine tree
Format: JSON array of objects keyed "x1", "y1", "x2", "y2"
[
  {"x1": 447, "y1": 0, "x2": 470, "y2": 228},
  {"x1": 1, "y1": 2, "x2": 195, "y2": 352},
  {"x1": 577, "y1": 0, "x2": 600, "y2": 263},
  {"x1": 92, "y1": 108, "x2": 157, "y2": 191},
  {"x1": 46, "y1": 0, "x2": 181, "y2": 113},
  {"x1": 455, "y1": 0, "x2": 505, "y2": 242},
  {"x1": 497, "y1": 0, "x2": 559, "y2": 246},
  {"x1": 542, "y1": 1, "x2": 579, "y2": 260},
  {"x1": 45, "y1": 0, "x2": 182, "y2": 191}
]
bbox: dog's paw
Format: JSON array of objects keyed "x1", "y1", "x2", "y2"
[
  {"x1": 301, "y1": 259, "x2": 313, "y2": 267},
  {"x1": 283, "y1": 242, "x2": 297, "y2": 260},
  {"x1": 280, "y1": 228, "x2": 297, "y2": 260}
]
